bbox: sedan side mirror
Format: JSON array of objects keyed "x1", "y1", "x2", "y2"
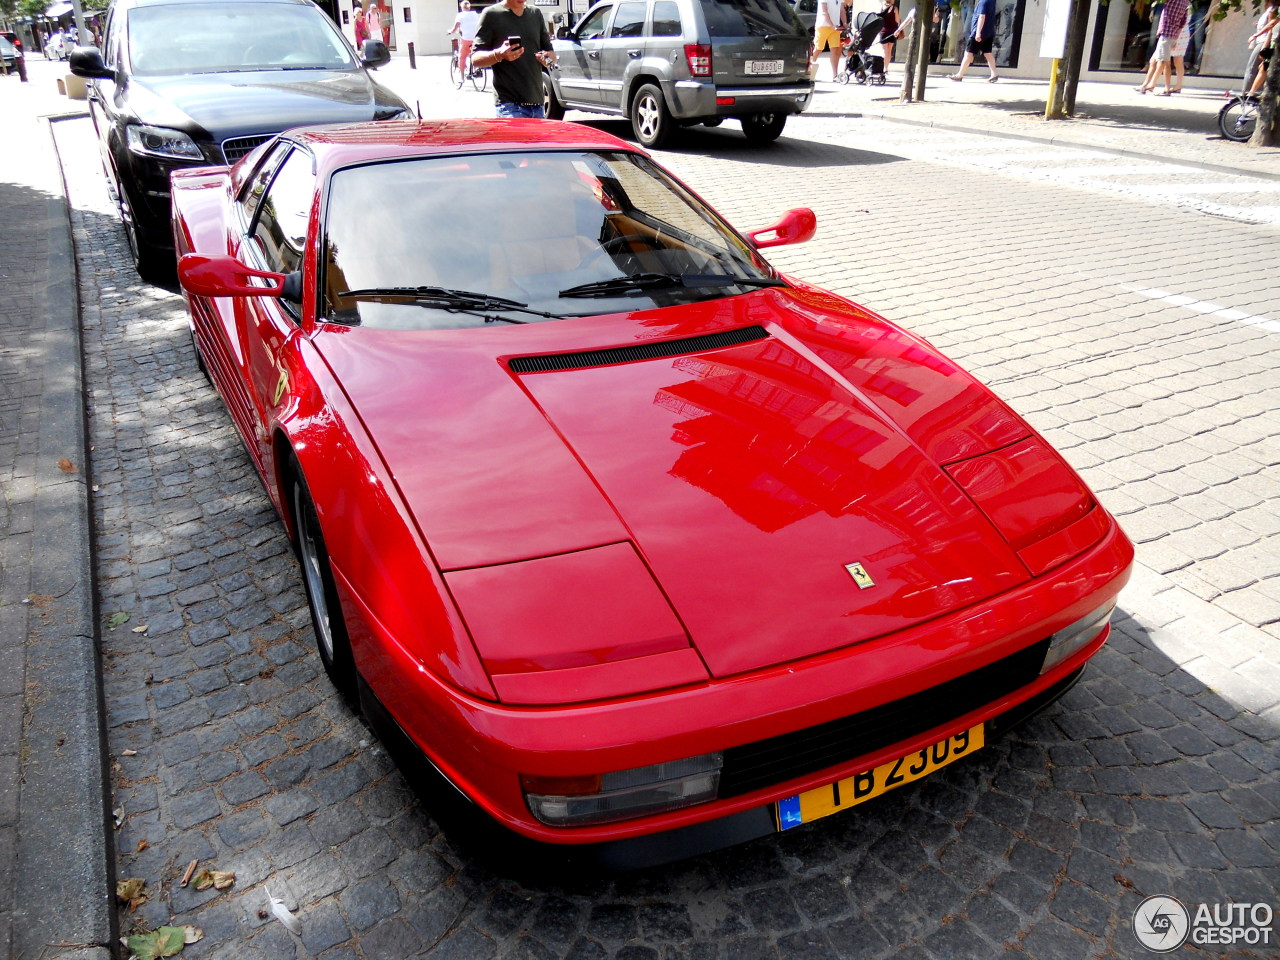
[
  {"x1": 68, "y1": 45, "x2": 113, "y2": 79},
  {"x1": 361, "y1": 38, "x2": 391, "y2": 68},
  {"x1": 556, "y1": 26, "x2": 575, "y2": 39},
  {"x1": 178, "y1": 254, "x2": 302, "y2": 304},
  {"x1": 747, "y1": 208, "x2": 816, "y2": 249}
]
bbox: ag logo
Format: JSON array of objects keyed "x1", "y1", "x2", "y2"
[{"x1": 1134, "y1": 896, "x2": 1190, "y2": 952}]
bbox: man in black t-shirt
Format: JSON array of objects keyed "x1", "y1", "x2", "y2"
[{"x1": 471, "y1": 0, "x2": 556, "y2": 117}]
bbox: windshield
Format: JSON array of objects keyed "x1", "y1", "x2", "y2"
[
  {"x1": 321, "y1": 150, "x2": 781, "y2": 330},
  {"x1": 127, "y1": 2, "x2": 356, "y2": 75}
]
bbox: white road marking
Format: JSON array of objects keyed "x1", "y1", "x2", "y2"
[{"x1": 1132, "y1": 287, "x2": 1280, "y2": 333}]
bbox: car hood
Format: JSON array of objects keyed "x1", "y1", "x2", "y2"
[
  {"x1": 315, "y1": 289, "x2": 1032, "y2": 677},
  {"x1": 125, "y1": 69, "x2": 399, "y2": 136}
]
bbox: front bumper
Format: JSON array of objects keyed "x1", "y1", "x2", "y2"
[{"x1": 346, "y1": 519, "x2": 1131, "y2": 854}]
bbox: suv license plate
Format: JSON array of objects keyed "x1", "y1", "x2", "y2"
[
  {"x1": 776, "y1": 725, "x2": 984, "y2": 830},
  {"x1": 745, "y1": 59, "x2": 785, "y2": 75}
]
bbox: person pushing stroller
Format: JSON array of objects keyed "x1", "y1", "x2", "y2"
[{"x1": 839, "y1": 9, "x2": 886, "y2": 84}]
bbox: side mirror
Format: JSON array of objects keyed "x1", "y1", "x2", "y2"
[
  {"x1": 178, "y1": 254, "x2": 302, "y2": 304},
  {"x1": 361, "y1": 38, "x2": 390, "y2": 68},
  {"x1": 556, "y1": 26, "x2": 574, "y2": 39},
  {"x1": 747, "y1": 208, "x2": 816, "y2": 249},
  {"x1": 68, "y1": 45, "x2": 113, "y2": 79}
]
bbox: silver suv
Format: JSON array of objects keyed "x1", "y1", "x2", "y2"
[{"x1": 544, "y1": 0, "x2": 813, "y2": 148}]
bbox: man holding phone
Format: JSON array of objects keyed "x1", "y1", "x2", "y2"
[{"x1": 471, "y1": 0, "x2": 556, "y2": 117}]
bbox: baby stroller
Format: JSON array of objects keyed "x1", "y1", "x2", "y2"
[{"x1": 837, "y1": 11, "x2": 886, "y2": 85}]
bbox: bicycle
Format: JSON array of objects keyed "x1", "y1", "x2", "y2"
[
  {"x1": 449, "y1": 37, "x2": 487, "y2": 92},
  {"x1": 1219, "y1": 92, "x2": 1259, "y2": 142}
]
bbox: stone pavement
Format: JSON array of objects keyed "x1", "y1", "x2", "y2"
[{"x1": 4, "y1": 52, "x2": 1280, "y2": 960}]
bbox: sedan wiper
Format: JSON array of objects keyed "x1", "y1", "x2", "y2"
[
  {"x1": 339, "y1": 285, "x2": 562, "y2": 322},
  {"x1": 558, "y1": 274, "x2": 787, "y2": 298}
]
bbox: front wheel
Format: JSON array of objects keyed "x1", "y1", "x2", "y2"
[
  {"x1": 291, "y1": 470, "x2": 358, "y2": 703},
  {"x1": 741, "y1": 112, "x2": 787, "y2": 144},
  {"x1": 1218, "y1": 96, "x2": 1257, "y2": 142},
  {"x1": 543, "y1": 72, "x2": 565, "y2": 119},
  {"x1": 630, "y1": 83, "x2": 672, "y2": 148},
  {"x1": 449, "y1": 54, "x2": 461, "y2": 87}
]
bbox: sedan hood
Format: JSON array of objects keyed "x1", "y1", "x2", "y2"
[
  {"x1": 316, "y1": 291, "x2": 1031, "y2": 677},
  {"x1": 129, "y1": 69, "x2": 396, "y2": 136}
]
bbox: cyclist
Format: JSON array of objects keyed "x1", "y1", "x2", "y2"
[{"x1": 447, "y1": 0, "x2": 481, "y2": 78}]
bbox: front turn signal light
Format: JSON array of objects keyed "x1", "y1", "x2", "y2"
[{"x1": 522, "y1": 753, "x2": 723, "y2": 827}]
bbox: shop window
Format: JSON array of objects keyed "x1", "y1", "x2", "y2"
[{"x1": 928, "y1": 0, "x2": 1025, "y2": 69}]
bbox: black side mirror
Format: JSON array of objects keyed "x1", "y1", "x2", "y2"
[
  {"x1": 556, "y1": 25, "x2": 574, "y2": 39},
  {"x1": 360, "y1": 38, "x2": 390, "y2": 68},
  {"x1": 68, "y1": 45, "x2": 113, "y2": 79}
]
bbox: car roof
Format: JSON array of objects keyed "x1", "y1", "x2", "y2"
[{"x1": 277, "y1": 119, "x2": 643, "y2": 178}]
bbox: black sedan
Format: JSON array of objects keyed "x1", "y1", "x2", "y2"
[{"x1": 70, "y1": 0, "x2": 412, "y2": 283}]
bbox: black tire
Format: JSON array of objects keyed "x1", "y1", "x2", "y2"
[
  {"x1": 630, "y1": 82, "x2": 672, "y2": 148},
  {"x1": 470, "y1": 63, "x2": 487, "y2": 92},
  {"x1": 1218, "y1": 97, "x2": 1257, "y2": 142},
  {"x1": 741, "y1": 112, "x2": 787, "y2": 144},
  {"x1": 189, "y1": 323, "x2": 210, "y2": 382},
  {"x1": 449, "y1": 54, "x2": 461, "y2": 87},
  {"x1": 290, "y1": 467, "x2": 358, "y2": 703},
  {"x1": 543, "y1": 72, "x2": 565, "y2": 120},
  {"x1": 702, "y1": 118, "x2": 723, "y2": 127}
]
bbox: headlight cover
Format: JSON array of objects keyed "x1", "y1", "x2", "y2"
[
  {"x1": 126, "y1": 124, "x2": 205, "y2": 161},
  {"x1": 523, "y1": 753, "x2": 723, "y2": 826}
]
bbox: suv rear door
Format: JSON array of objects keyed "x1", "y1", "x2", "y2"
[{"x1": 698, "y1": 0, "x2": 810, "y2": 86}]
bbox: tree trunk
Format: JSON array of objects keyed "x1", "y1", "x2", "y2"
[
  {"x1": 1061, "y1": 0, "x2": 1092, "y2": 116},
  {"x1": 899, "y1": 13, "x2": 919, "y2": 100},
  {"x1": 914, "y1": 0, "x2": 936, "y2": 102},
  {"x1": 1250, "y1": 47, "x2": 1279, "y2": 146}
]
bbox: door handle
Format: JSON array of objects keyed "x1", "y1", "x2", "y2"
[
  {"x1": 588, "y1": 50, "x2": 599, "y2": 59},
  {"x1": 628, "y1": 49, "x2": 641, "y2": 57}
]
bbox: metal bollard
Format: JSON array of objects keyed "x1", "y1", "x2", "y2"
[{"x1": 408, "y1": 42, "x2": 415, "y2": 69}]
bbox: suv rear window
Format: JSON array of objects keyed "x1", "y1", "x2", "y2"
[
  {"x1": 702, "y1": 0, "x2": 804, "y2": 37},
  {"x1": 652, "y1": 0, "x2": 682, "y2": 34}
]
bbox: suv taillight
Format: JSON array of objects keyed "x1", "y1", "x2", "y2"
[{"x1": 685, "y1": 43, "x2": 712, "y2": 77}]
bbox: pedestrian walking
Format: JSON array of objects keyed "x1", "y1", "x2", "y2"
[
  {"x1": 1135, "y1": 0, "x2": 1188, "y2": 95},
  {"x1": 471, "y1": 0, "x2": 556, "y2": 118},
  {"x1": 878, "y1": 0, "x2": 902, "y2": 70},
  {"x1": 353, "y1": 0, "x2": 370, "y2": 46},
  {"x1": 947, "y1": 0, "x2": 998, "y2": 81},
  {"x1": 810, "y1": 0, "x2": 846, "y2": 81},
  {"x1": 1246, "y1": 0, "x2": 1279, "y2": 93}
]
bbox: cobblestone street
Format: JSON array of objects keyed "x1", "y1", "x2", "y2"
[{"x1": 49, "y1": 85, "x2": 1280, "y2": 960}]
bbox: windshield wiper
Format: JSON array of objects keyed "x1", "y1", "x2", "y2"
[
  {"x1": 338, "y1": 285, "x2": 561, "y2": 322},
  {"x1": 558, "y1": 274, "x2": 786, "y2": 299}
]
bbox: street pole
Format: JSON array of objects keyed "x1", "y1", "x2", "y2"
[
  {"x1": 70, "y1": 0, "x2": 87, "y2": 43},
  {"x1": 1045, "y1": 57, "x2": 1063, "y2": 118}
]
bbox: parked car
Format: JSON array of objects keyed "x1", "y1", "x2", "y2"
[
  {"x1": 69, "y1": 0, "x2": 413, "y2": 283},
  {"x1": 1, "y1": 29, "x2": 22, "y2": 50},
  {"x1": 173, "y1": 118, "x2": 1133, "y2": 870},
  {"x1": 544, "y1": 0, "x2": 814, "y2": 147},
  {"x1": 790, "y1": 0, "x2": 817, "y2": 32},
  {"x1": 0, "y1": 35, "x2": 27, "y2": 80}
]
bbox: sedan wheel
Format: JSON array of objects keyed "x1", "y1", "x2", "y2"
[
  {"x1": 292, "y1": 471, "x2": 358, "y2": 702},
  {"x1": 630, "y1": 83, "x2": 672, "y2": 149}
]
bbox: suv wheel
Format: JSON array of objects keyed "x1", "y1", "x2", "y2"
[
  {"x1": 741, "y1": 113, "x2": 787, "y2": 144},
  {"x1": 543, "y1": 72, "x2": 565, "y2": 120},
  {"x1": 631, "y1": 83, "x2": 672, "y2": 149}
]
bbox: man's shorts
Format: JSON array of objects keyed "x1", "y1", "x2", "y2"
[
  {"x1": 967, "y1": 33, "x2": 994, "y2": 55},
  {"x1": 814, "y1": 25, "x2": 842, "y2": 52},
  {"x1": 1152, "y1": 35, "x2": 1174, "y2": 60}
]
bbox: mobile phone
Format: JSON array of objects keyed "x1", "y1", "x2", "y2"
[{"x1": 507, "y1": 34, "x2": 523, "y2": 47}]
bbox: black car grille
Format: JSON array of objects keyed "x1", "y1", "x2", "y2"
[
  {"x1": 221, "y1": 135, "x2": 273, "y2": 164},
  {"x1": 718, "y1": 638, "x2": 1050, "y2": 798}
]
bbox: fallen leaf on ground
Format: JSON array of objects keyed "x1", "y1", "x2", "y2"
[
  {"x1": 57, "y1": 458, "x2": 77, "y2": 474},
  {"x1": 112, "y1": 805, "x2": 125, "y2": 828},
  {"x1": 136, "y1": 839, "x2": 149, "y2": 853},
  {"x1": 126, "y1": 925, "x2": 187, "y2": 960},
  {"x1": 116, "y1": 877, "x2": 148, "y2": 912},
  {"x1": 182, "y1": 926, "x2": 203, "y2": 945},
  {"x1": 122, "y1": 749, "x2": 137, "y2": 756},
  {"x1": 132, "y1": 625, "x2": 148, "y2": 634},
  {"x1": 107, "y1": 612, "x2": 130, "y2": 629},
  {"x1": 192, "y1": 868, "x2": 235, "y2": 891}
]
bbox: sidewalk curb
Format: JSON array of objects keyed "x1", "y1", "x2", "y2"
[{"x1": 12, "y1": 116, "x2": 115, "y2": 960}]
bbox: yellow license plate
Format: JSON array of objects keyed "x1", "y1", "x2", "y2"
[{"x1": 777, "y1": 724, "x2": 984, "y2": 830}]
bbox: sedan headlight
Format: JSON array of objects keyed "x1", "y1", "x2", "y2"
[
  {"x1": 126, "y1": 124, "x2": 205, "y2": 161},
  {"x1": 523, "y1": 753, "x2": 723, "y2": 826}
]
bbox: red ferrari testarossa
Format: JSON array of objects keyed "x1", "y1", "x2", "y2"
[{"x1": 173, "y1": 119, "x2": 1132, "y2": 869}]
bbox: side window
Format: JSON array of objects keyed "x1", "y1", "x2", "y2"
[
  {"x1": 577, "y1": 5, "x2": 613, "y2": 39},
  {"x1": 609, "y1": 1, "x2": 647, "y2": 37},
  {"x1": 650, "y1": 0, "x2": 682, "y2": 35},
  {"x1": 238, "y1": 142, "x2": 291, "y2": 226},
  {"x1": 252, "y1": 148, "x2": 314, "y2": 278}
]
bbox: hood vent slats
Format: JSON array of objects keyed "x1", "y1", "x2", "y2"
[{"x1": 509, "y1": 325, "x2": 769, "y2": 374}]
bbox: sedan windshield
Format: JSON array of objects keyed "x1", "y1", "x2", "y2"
[
  {"x1": 128, "y1": 2, "x2": 356, "y2": 75},
  {"x1": 321, "y1": 150, "x2": 782, "y2": 330}
]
